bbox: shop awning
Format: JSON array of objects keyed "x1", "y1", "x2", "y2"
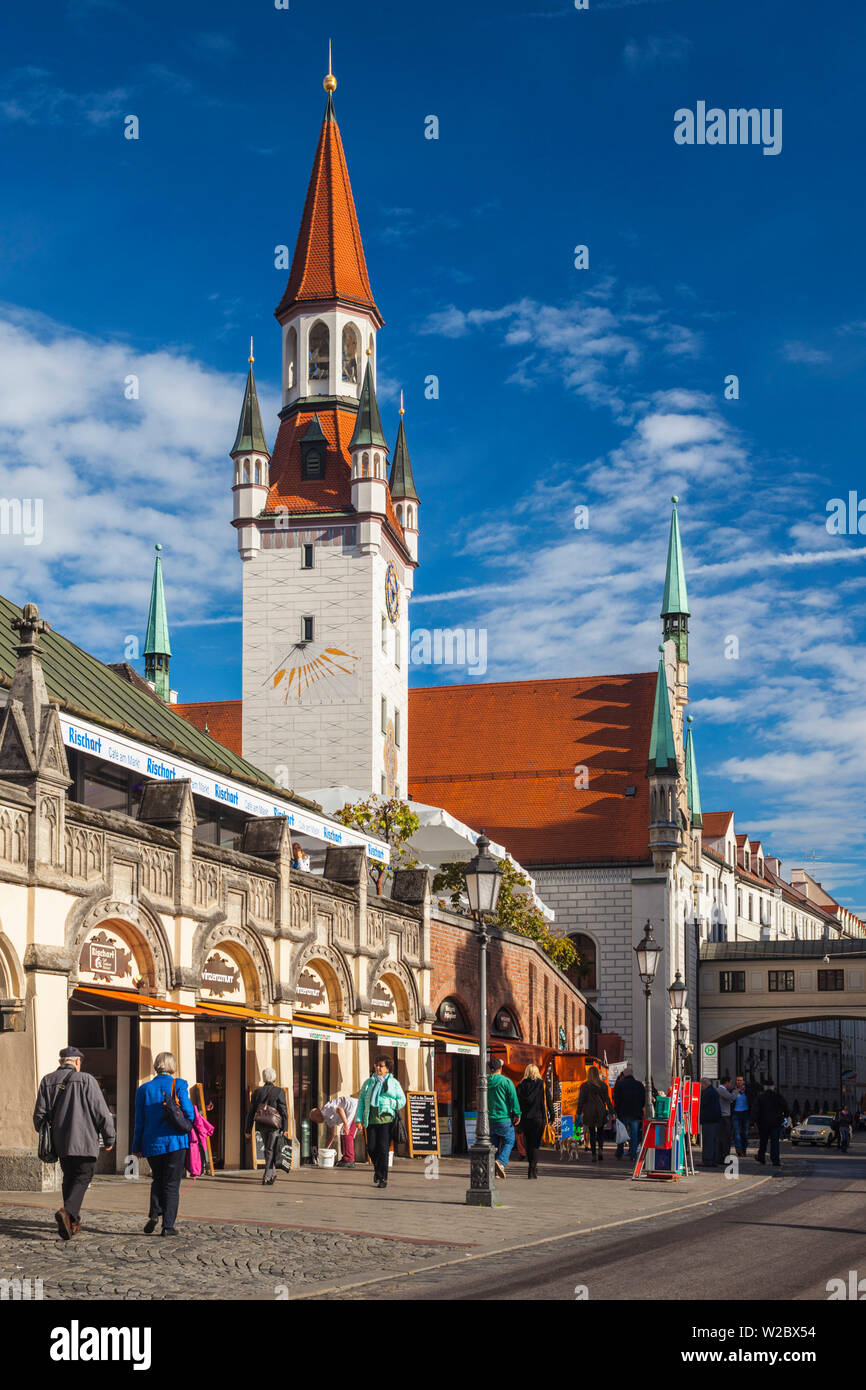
[{"x1": 75, "y1": 987, "x2": 290, "y2": 1027}]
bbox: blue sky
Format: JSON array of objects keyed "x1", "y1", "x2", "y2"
[{"x1": 0, "y1": 0, "x2": 864, "y2": 908}]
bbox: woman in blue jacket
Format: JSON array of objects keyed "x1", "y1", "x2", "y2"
[{"x1": 132, "y1": 1052, "x2": 195, "y2": 1235}]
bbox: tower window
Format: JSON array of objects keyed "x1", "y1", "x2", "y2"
[
  {"x1": 362, "y1": 452, "x2": 370, "y2": 478},
  {"x1": 302, "y1": 544, "x2": 314, "y2": 569},
  {"x1": 243, "y1": 460, "x2": 250, "y2": 483},
  {"x1": 308, "y1": 321, "x2": 329, "y2": 381},
  {"x1": 396, "y1": 504, "x2": 403, "y2": 524},
  {"x1": 381, "y1": 615, "x2": 387, "y2": 653},
  {"x1": 381, "y1": 696, "x2": 387, "y2": 734},
  {"x1": 395, "y1": 629, "x2": 401, "y2": 669},
  {"x1": 395, "y1": 709, "x2": 401, "y2": 747},
  {"x1": 302, "y1": 616, "x2": 314, "y2": 642},
  {"x1": 254, "y1": 460, "x2": 261, "y2": 484},
  {"x1": 341, "y1": 323, "x2": 360, "y2": 384}
]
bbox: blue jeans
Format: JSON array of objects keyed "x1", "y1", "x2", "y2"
[
  {"x1": 624, "y1": 1117, "x2": 641, "y2": 1160},
  {"x1": 732, "y1": 1111, "x2": 749, "y2": 1153},
  {"x1": 490, "y1": 1120, "x2": 515, "y2": 1166}
]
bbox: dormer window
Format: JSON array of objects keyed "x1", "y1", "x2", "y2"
[{"x1": 303, "y1": 450, "x2": 323, "y2": 480}]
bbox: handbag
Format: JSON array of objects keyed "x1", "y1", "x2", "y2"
[
  {"x1": 163, "y1": 1078, "x2": 194, "y2": 1135},
  {"x1": 253, "y1": 1085, "x2": 282, "y2": 1131},
  {"x1": 38, "y1": 1078, "x2": 68, "y2": 1163}
]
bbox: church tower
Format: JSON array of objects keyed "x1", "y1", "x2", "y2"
[
  {"x1": 144, "y1": 544, "x2": 173, "y2": 703},
  {"x1": 235, "y1": 57, "x2": 418, "y2": 798},
  {"x1": 660, "y1": 494, "x2": 690, "y2": 749}
]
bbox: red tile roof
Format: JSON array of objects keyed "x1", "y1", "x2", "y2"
[
  {"x1": 701, "y1": 811, "x2": 733, "y2": 840},
  {"x1": 173, "y1": 700, "x2": 242, "y2": 757},
  {"x1": 407, "y1": 673, "x2": 657, "y2": 866},
  {"x1": 274, "y1": 101, "x2": 380, "y2": 322},
  {"x1": 266, "y1": 405, "x2": 406, "y2": 542}
]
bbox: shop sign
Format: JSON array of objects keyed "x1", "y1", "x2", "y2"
[
  {"x1": 201, "y1": 952, "x2": 242, "y2": 999},
  {"x1": 371, "y1": 980, "x2": 397, "y2": 1022},
  {"x1": 79, "y1": 930, "x2": 134, "y2": 985},
  {"x1": 376, "y1": 1034, "x2": 420, "y2": 1050},
  {"x1": 492, "y1": 1009, "x2": 519, "y2": 1038},
  {"x1": 295, "y1": 966, "x2": 329, "y2": 1013},
  {"x1": 445, "y1": 1042, "x2": 479, "y2": 1056},
  {"x1": 292, "y1": 1025, "x2": 345, "y2": 1043}
]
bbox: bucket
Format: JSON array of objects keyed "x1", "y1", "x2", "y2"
[{"x1": 316, "y1": 1148, "x2": 337, "y2": 1168}]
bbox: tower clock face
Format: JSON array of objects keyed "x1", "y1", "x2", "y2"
[{"x1": 385, "y1": 563, "x2": 400, "y2": 624}]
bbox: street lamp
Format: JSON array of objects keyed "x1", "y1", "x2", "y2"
[
  {"x1": 464, "y1": 831, "x2": 504, "y2": 1207},
  {"x1": 668, "y1": 969, "x2": 687, "y2": 1079},
  {"x1": 634, "y1": 921, "x2": 662, "y2": 1112}
]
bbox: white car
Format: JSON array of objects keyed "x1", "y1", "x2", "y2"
[{"x1": 790, "y1": 1114, "x2": 835, "y2": 1147}]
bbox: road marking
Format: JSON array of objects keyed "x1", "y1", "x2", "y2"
[{"x1": 289, "y1": 1174, "x2": 775, "y2": 1299}]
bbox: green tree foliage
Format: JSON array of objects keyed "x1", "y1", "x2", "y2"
[
  {"x1": 335, "y1": 795, "x2": 420, "y2": 895},
  {"x1": 432, "y1": 857, "x2": 579, "y2": 974}
]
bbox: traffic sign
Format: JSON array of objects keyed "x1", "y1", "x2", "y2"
[{"x1": 700, "y1": 1042, "x2": 718, "y2": 1078}]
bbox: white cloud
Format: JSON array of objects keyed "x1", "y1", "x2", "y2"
[{"x1": 781, "y1": 341, "x2": 831, "y2": 365}]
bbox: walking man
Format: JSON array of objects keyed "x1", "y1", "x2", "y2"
[
  {"x1": 613, "y1": 1067, "x2": 646, "y2": 1162},
  {"x1": 752, "y1": 1080, "x2": 787, "y2": 1168},
  {"x1": 717, "y1": 1075, "x2": 735, "y2": 1164},
  {"x1": 33, "y1": 1045, "x2": 115, "y2": 1240},
  {"x1": 732, "y1": 1076, "x2": 750, "y2": 1155},
  {"x1": 487, "y1": 1057, "x2": 521, "y2": 1180},
  {"x1": 699, "y1": 1078, "x2": 722, "y2": 1168}
]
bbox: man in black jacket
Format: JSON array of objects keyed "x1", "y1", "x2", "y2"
[
  {"x1": 613, "y1": 1068, "x2": 646, "y2": 1161},
  {"x1": 751, "y1": 1081, "x2": 788, "y2": 1168},
  {"x1": 699, "y1": 1078, "x2": 722, "y2": 1167},
  {"x1": 33, "y1": 1046, "x2": 115, "y2": 1240}
]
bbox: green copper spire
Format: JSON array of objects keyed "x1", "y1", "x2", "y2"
[
  {"x1": 349, "y1": 359, "x2": 387, "y2": 451},
  {"x1": 684, "y1": 715, "x2": 702, "y2": 828},
  {"x1": 144, "y1": 544, "x2": 172, "y2": 703},
  {"x1": 231, "y1": 347, "x2": 269, "y2": 457},
  {"x1": 661, "y1": 494, "x2": 690, "y2": 662},
  {"x1": 389, "y1": 398, "x2": 419, "y2": 502},
  {"x1": 648, "y1": 649, "x2": 678, "y2": 776}
]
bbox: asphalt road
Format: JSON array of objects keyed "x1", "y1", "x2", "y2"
[{"x1": 327, "y1": 1148, "x2": 866, "y2": 1301}]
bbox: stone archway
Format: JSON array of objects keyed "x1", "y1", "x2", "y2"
[
  {"x1": 289, "y1": 943, "x2": 353, "y2": 1019},
  {"x1": 67, "y1": 893, "x2": 171, "y2": 995},
  {"x1": 369, "y1": 958, "x2": 420, "y2": 1025},
  {"x1": 193, "y1": 922, "x2": 274, "y2": 1011}
]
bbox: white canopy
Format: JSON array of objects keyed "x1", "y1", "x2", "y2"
[{"x1": 304, "y1": 787, "x2": 554, "y2": 921}]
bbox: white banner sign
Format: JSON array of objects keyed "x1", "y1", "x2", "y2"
[
  {"x1": 376, "y1": 1034, "x2": 421, "y2": 1050},
  {"x1": 445, "y1": 1042, "x2": 479, "y2": 1056},
  {"x1": 292, "y1": 1025, "x2": 345, "y2": 1043},
  {"x1": 60, "y1": 713, "x2": 388, "y2": 863}
]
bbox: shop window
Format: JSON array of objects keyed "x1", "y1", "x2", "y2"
[{"x1": 82, "y1": 760, "x2": 130, "y2": 815}]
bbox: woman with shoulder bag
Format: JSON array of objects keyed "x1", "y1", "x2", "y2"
[
  {"x1": 132, "y1": 1052, "x2": 195, "y2": 1235},
  {"x1": 245, "y1": 1068, "x2": 289, "y2": 1185},
  {"x1": 577, "y1": 1065, "x2": 612, "y2": 1163}
]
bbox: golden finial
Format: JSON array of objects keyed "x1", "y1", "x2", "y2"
[
  {"x1": 366, "y1": 345, "x2": 372, "y2": 357},
  {"x1": 399, "y1": 390, "x2": 405, "y2": 416},
  {"x1": 324, "y1": 39, "x2": 336, "y2": 93},
  {"x1": 248, "y1": 336, "x2": 254, "y2": 365}
]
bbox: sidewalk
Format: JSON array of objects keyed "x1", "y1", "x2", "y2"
[{"x1": 0, "y1": 1151, "x2": 787, "y2": 1300}]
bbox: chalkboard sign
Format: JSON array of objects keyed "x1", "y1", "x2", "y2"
[{"x1": 407, "y1": 1091, "x2": 440, "y2": 1157}]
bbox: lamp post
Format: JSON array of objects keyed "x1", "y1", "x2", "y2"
[
  {"x1": 668, "y1": 969, "x2": 687, "y2": 1078},
  {"x1": 464, "y1": 831, "x2": 504, "y2": 1207},
  {"x1": 634, "y1": 921, "x2": 662, "y2": 1111}
]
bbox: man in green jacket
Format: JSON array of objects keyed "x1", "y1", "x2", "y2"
[{"x1": 487, "y1": 1058, "x2": 521, "y2": 1179}]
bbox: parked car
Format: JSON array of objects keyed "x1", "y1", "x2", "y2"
[{"x1": 791, "y1": 1114, "x2": 836, "y2": 1147}]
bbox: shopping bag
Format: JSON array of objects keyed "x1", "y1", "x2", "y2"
[
  {"x1": 615, "y1": 1119, "x2": 629, "y2": 1146},
  {"x1": 276, "y1": 1135, "x2": 293, "y2": 1174}
]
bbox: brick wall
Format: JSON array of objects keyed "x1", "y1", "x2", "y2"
[{"x1": 430, "y1": 911, "x2": 587, "y2": 1048}]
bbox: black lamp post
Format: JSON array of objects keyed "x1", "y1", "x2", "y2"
[
  {"x1": 634, "y1": 921, "x2": 662, "y2": 1110},
  {"x1": 669, "y1": 969, "x2": 687, "y2": 1079},
  {"x1": 464, "y1": 830, "x2": 503, "y2": 1207}
]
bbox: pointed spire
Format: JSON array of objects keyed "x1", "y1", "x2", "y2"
[
  {"x1": 661, "y1": 495, "x2": 690, "y2": 663},
  {"x1": 231, "y1": 355, "x2": 269, "y2": 457},
  {"x1": 684, "y1": 715, "x2": 703, "y2": 828},
  {"x1": 349, "y1": 359, "x2": 387, "y2": 451},
  {"x1": 274, "y1": 74, "x2": 380, "y2": 322},
  {"x1": 648, "y1": 647, "x2": 678, "y2": 775},
  {"x1": 661, "y1": 495, "x2": 690, "y2": 616},
  {"x1": 389, "y1": 397, "x2": 419, "y2": 502},
  {"x1": 144, "y1": 544, "x2": 172, "y2": 703}
]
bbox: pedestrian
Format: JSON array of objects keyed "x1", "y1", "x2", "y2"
[
  {"x1": 699, "y1": 1078, "x2": 722, "y2": 1167},
  {"x1": 132, "y1": 1051, "x2": 195, "y2": 1235},
  {"x1": 834, "y1": 1105, "x2": 852, "y2": 1153},
  {"x1": 245, "y1": 1068, "x2": 289, "y2": 1185},
  {"x1": 717, "y1": 1075, "x2": 735, "y2": 1163},
  {"x1": 577, "y1": 1065, "x2": 612, "y2": 1163},
  {"x1": 356, "y1": 1055, "x2": 406, "y2": 1190},
  {"x1": 486, "y1": 1057, "x2": 521, "y2": 1179},
  {"x1": 731, "y1": 1075, "x2": 750, "y2": 1156},
  {"x1": 751, "y1": 1080, "x2": 788, "y2": 1168},
  {"x1": 310, "y1": 1092, "x2": 359, "y2": 1167},
  {"x1": 516, "y1": 1064, "x2": 547, "y2": 1179},
  {"x1": 33, "y1": 1045, "x2": 115, "y2": 1240},
  {"x1": 612, "y1": 1066, "x2": 646, "y2": 1163}
]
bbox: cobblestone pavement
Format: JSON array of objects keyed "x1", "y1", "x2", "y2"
[{"x1": 0, "y1": 1205, "x2": 463, "y2": 1301}]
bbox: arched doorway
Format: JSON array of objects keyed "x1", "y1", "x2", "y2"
[{"x1": 196, "y1": 938, "x2": 263, "y2": 1169}]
